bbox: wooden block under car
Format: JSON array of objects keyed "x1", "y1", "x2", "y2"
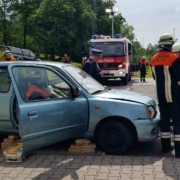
[
  {"x1": 75, "y1": 139, "x2": 91, "y2": 145},
  {"x1": 1, "y1": 142, "x2": 16, "y2": 151},
  {"x1": 70, "y1": 143, "x2": 96, "y2": 149},
  {"x1": 4, "y1": 138, "x2": 21, "y2": 143},
  {"x1": 8, "y1": 135, "x2": 19, "y2": 140}
]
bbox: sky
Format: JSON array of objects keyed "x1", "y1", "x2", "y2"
[{"x1": 116, "y1": 0, "x2": 180, "y2": 48}]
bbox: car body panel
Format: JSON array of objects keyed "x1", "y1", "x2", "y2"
[{"x1": 85, "y1": 94, "x2": 159, "y2": 141}]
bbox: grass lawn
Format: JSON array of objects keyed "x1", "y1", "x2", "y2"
[
  {"x1": 132, "y1": 67, "x2": 153, "y2": 78},
  {"x1": 71, "y1": 62, "x2": 82, "y2": 68}
]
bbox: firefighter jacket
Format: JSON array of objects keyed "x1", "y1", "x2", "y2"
[
  {"x1": 139, "y1": 60, "x2": 148, "y2": 71},
  {"x1": 82, "y1": 58, "x2": 87, "y2": 66},
  {"x1": 62, "y1": 56, "x2": 70, "y2": 63},
  {"x1": 1, "y1": 57, "x2": 16, "y2": 62},
  {"x1": 151, "y1": 50, "x2": 180, "y2": 103}
]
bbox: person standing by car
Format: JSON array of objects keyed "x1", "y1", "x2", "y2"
[
  {"x1": 82, "y1": 48, "x2": 104, "y2": 84},
  {"x1": 139, "y1": 56, "x2": 148, "y2": 82},
  {"x1": 62, "y1": 54, "x2": 70, "y2": 63},
  {"x1": 1, "y1": 51, "x2": 16, "y2": 62},
  {"x1": 151, "y1": 33, "x2": 180, "y2": 158},
  {"x1": 82, "y1": 57, "x2": 87, "y2": 67}
]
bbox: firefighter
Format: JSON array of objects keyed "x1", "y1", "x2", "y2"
[
  {"x1": 82, "y1": 48, "x2": 104, "y2": 84},
  {"x1": 151, "y1": 33, "x2": 180, "y2": 158},
  {"x1": 62, "y1": 54, "x2": 70, "y2": 63},
  {"x1": 139, "y1": 56, "x2": 148, "y2": 82},
  {"x1": 82, "y1": 57, "x2": 87, "y2": 67},
  {"x1": 1, "y1": 51, "x2": 15, "y2": 62}
]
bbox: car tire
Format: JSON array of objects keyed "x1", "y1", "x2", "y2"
[
  {"x1": 128, "y1": 73, "x2": 132, "y2": 82},
  {"x1": 97, "y1": 121, "x2": 132, "y2": 155},
  {"x1": 122, "y1": 74, "x2": 128, "y2": 85}
]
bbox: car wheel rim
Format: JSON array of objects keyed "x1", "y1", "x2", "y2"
[{"x1": 105, "y1": 127, "x2": 123, "y2": 147}]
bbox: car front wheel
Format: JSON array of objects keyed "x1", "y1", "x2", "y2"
[{"x1": 97, "y1": 121, "x2": 132, "y2": 155}]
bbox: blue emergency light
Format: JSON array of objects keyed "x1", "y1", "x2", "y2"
[
  {"x1": 115, "y1": 34, "x2": 121, "y2": 39},
  {"x1": 92, "y1": 35, "x2": 97, "y2": 39}
]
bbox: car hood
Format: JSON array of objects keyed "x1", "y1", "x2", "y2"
[{"x1": 95, "y1": 89, "x2": 155, "y2": 106}]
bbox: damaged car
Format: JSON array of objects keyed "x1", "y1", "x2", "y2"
[{"x1": 0, "y1": 61, "x2": 160, "y2": 155}]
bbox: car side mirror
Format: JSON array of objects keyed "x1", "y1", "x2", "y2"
[{"x1": 74, "y1": 87, "x2": 81, "y2": 97}]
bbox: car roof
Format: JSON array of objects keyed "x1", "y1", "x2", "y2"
[
  {"x1": 21, "y1": 49, "x2": 31, "y2": 51},
  {"x1": 0, "y1": 61, "x2": 69, "y2": 68}
]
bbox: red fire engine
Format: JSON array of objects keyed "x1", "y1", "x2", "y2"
[{"x1": 85, "y1": 34, "x2": 133, "y2": 85}]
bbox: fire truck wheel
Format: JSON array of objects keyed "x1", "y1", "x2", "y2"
[
  {"x1": 97, "y1": 121, "x2": 132, "y2": 155},
  {"x1": 122, "y1": 74, "x2": 128, "y2": 85}
]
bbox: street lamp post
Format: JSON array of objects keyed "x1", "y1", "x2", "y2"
[
  {"x1": 105, "y1": 7, "x2": 119, "y2": 38},
  {"x1": 173, "y1": 28, "x2": 175, "y2": 38}
]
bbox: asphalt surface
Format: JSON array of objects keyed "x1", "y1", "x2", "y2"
[{"x1": 27, "y1": 78, "x2": 176, "y2": 158}]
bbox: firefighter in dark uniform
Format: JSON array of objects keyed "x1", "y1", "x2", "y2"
[
  {"x1": 82, "y1": 48, "x2": 104, "y2": 84},
  {"x1": 151, "y1": 33, "x2": 180, "y2": 158},
  {"x1": 139, "y1": 56, "x2": 148, "y2": 82}
]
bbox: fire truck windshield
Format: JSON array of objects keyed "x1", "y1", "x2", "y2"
[{"x1": 89, "y1": 42, "x2": 124, "y2": 57}]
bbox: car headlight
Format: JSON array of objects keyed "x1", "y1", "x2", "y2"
[{"x1": 147, "y1": 106, "x2": 156, "y2": 119}]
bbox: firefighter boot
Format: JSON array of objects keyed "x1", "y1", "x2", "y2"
[
  {"x1": 161, "y1": 138, "x2": 173, "y2": 153},
  {"x1": 175, "y1": 141, "x2": 180, "y2": 158}
]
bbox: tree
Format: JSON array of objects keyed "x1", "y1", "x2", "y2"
[
  {"x1": 0, "y1": 0, "x2": 15, "y2": 45},
  {"x1": 120, "y1": 23, "x2": 135, "y2": 41},
  {"x1": 0, "y1": 0, "x2": 136, "y2": 62},
  {"x1": 33, "y1": 0, "x2": 95, "y2": 60},
  {"x1": 12, "y1": 0, "x2": 42, "y2": 48}
]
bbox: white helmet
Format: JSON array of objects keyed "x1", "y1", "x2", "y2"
[
  {"x1": 172, "y1": 43, "x2": 180, "y2": 52},
  {"x1": 158, "y1": 33, "x2": 175, "y2": 45},
  {"x1": 142, "y1": 56, "x2": 145, "y2": 59}
]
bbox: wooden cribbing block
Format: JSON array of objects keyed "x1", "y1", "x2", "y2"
[
  {"x1": 70, "y1": 144, "x2": 96, "y2": 149},
  {"x1": 68, "y1": 139, "x2": 96, "y2": 153},
  {"x1": 1, "y1": 143, "x2": 16, "y2": 151},
  {"x1": 75, "y1": 139, "x2": 91, "y2": 145},
  {"x1": 1, "y1": 135, "x2": 21, "y2": 150},
  {"x1": 8, "y1": 135, "x2": 19, "y2": 140}
]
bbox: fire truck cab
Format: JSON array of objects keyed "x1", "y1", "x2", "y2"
[{"x1": 86, "y1": 34, "x2": 133, "y2": 85}]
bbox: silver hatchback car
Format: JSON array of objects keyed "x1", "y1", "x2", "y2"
[{"x1": 0, "y1": 61, "x2": 160, "y2": 155}]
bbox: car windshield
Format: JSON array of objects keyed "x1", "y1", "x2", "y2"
[
  {"x1": 63, "y1": 65, "x2": 104, "y2": 94},
  {"x1": 89, "y1": 42, "x2": 124, "y2": 57}
]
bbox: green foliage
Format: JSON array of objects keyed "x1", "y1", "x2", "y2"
[
  {"x1": 0, "y1": 0, "x2": 137, "y2": 62},
  {"x1": 132, "y1": 40, "x2": 158, "y2": 64}
]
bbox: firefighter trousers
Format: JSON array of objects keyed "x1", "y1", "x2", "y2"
[
  {"x1": 140, "y1": 69, "x2": 146, "y2": 81},
  {"x1": 159, "y1": 102, "x2": 180, "y2": 155}
]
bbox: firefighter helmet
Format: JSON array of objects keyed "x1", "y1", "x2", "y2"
[
  {"x1": 158, "y1": 33, "x2": 175, "y2": 45},
  {"x1": 172, "y1": 43, "x2": 180, "y2": 52}
]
